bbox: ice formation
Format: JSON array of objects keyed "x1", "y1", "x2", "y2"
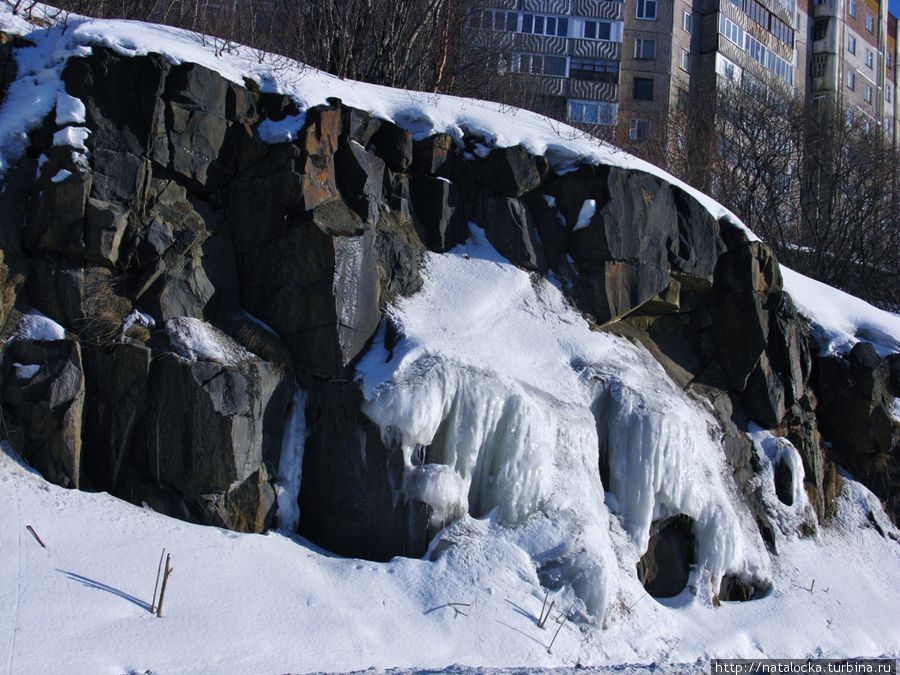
[
  {"x1": 276, "y1": 386, "x2": 308, "y2": 532},
  {"x1": 358, "y1": 225, "x2": 771, "y2": 618},
  {"x1": 573, "y1": 199, "x2": 597, "y2": 231},
  {"x1": 747, "y1": 425, "x2": 818, "y2": 538},
  {"x1": 12, "y1": 362, "x2": 41, "y2": 380}
]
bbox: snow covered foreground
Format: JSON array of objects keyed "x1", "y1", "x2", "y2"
[{"x1": 2, "y1": 438, "x2": 899, "y2": 674}]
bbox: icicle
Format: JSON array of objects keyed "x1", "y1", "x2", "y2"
[{"x1": 275, "y1": 386, "x2": 308, "y2": 532}]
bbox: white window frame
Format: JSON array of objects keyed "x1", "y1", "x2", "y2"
[
  {"x1": 680, "y1": 49, "x2": 691, "y2": 72},
  {"x1": 682, "y1": 10, "x2": 693, "y2": 33},
  {"x1": 511, "y1": 52, "x2": 569, "y2": 77},
  {"x1": 636, "y1": 0, "x2": 657, "y2": 21},
  {"x1": 865, "y1": 13, "x2": 874, "y2": 32},
  {"x1": 865, "y1": 49, "x2": 873, "y2": 68},
  {"x1": 633, "y1": 37, "x2": 656, "y2": 59},
  {"x1": 629, "y1": 118, "x2": 650, "y2": 140},
  {"x1": 567, "y1": 99, "x2": 618, "y2": 126},
  {"x1": 719, "y1": 15, "x2": 744, "y2": 48},
  {"x1": 849, "y1": 0, "x2": 858, "y2": 18},
  {"x1": 848, "y1": 35, "x2": 856, "y2": 55},
  {"x1": 847, "y1": 70, "x2": 856, "y2": 90},
  {"x1": 864, "y1": 84, "x2": 873, "y2": 103}
]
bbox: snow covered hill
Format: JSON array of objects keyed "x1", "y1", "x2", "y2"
[{"x1": 0, "y1": 4, "x2": 899, "y2": 673}]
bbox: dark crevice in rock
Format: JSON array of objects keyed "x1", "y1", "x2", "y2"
[{"x1": 637, "y1": 515, "x2": 696, "y2": 599}]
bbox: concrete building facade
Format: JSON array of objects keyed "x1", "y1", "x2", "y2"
[{"x1": 477, "y1": 0, "x2": 900, "y2": 145}]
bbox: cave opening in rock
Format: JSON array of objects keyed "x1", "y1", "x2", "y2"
[
  {"x1": 636, "y1": 514, "x2": 696, "y2": 598},
  {"x1": 774, "y1": 457, "x2": 794, "y2": 506}
]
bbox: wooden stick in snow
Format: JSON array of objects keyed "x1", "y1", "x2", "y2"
[{"x1": 151, "y1": 548, "x2": 166, "y2": 614}]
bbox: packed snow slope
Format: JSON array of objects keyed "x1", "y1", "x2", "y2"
[
  {"x1": 0, "y1": 5, "x2": 899, "y2": 673},
  {"x1": 3, "y1": 429, "x2": 900, "y2": 673}
]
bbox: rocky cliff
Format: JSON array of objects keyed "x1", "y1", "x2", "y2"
[{"x1": 0, "y1": 29, "x2": 897, "y2": 615}]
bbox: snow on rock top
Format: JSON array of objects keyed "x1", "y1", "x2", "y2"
[
  {"x1": 0, "y1": 4, "x2": 751, "y2": 239},
  {"x1": 165, "y1": 316, "x2": 253, "y2": 365},
  {"x1": 53, "y1": 90, "x2": 86, "y2": 125},
  {"x1": 11, "y1": 310, "x2": 66, "y2": 341},
  {"x1": 781, "y1": 266, "x2": 900, "y2": 357}
]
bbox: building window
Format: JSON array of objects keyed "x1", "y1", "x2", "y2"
[
  {"x1": 682, "y1": 11, "x2": 693, "y2": 33},
  {"x1": 846, "y1": 108, "x2": 854, "y2": 124},
  {"x1": 569, "y1": 57, "x2": 619, "y2": 83},
  {"x1": 722, "y1": 60, "x2": 737, "y2": 81},
  {"x1": 719, "y1": 15, "x2": 745, "y2": 47},
  {"x1": 482, "y1": 10, "x2": 508, "y2": 30},
  {"x1": 512, "y1": 53, "x2": 568, "y2": 77},
  {"x1": 771, "y1": 16, "x2": 794, "y2": 47},
  {"x1": 886, "y1": 87, "x2": 892, "y2": 103},
  {"x1": 848, "y1": 0, "x2": 857, "y2": 18},
  {"x1": 866, "y1": 13, "x2": 874, "y2": 32},
  {"x1": 517, "y1": 13, "x2": 569, "y2": 37},
  {"x1": 677, "y1": 88, "x2": 689, "y2": 111},
  {"x1": 744, "y1": 33, "x2": 794, "y2": 86},
  {"x1": 568, "y1": 100, "x2": 618, "y2": 125},
  {"x1": 582, "y1": 19, "x2": 612, "y2": 40},
  {"x1": 864, "y1": 84, "x2": 873, "y2": 103},
  {"x1": 888, "y1": 53, "x2": 893, "y2": 69},
  {"x1": 629, "y1": 118, "x2": 650, "y2": 140},
  {"x1": 633, "y1": 77, "x2": 654, "y2": 100},
  {"x1": 847, "y1": 70, "x2": 856, "y2": 90},
  {"x1": 746, "y1": 0, "x2": 768, "y2": 28},
  {"x1": 633, "y1": 38, "x2": 656, "y2": 59},
  {"x1": 680, "y1": 49, "x2": 691, "y2": 72},
  {"x1": 848, "y1": 35, "x2": 856, "y2": 55},
  {"x1": 811, "y1": 53, "x2": 827, "y2": 77},
  {"x1": 865, "y1": 49, "x2": 873, "y2": 68},
  {"x1": 813, "y1": 17, "x2": 828, "y2": 41},
  {"x1": 636, "y1": 0, "x2": 657, "y2": 20}
]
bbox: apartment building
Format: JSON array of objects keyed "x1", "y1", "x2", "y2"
[
  {"x1": 617, "y1": 0, "x2": 697, "y2": 145},
  {"x1": 479, "y1": 2, "x2": 626, "y2": 131},
  {"x1": 809, "y1": 0, "x2": 899, "y2": 138},
  {"x1": 477, "y1": 0, "x2": 899, "y2": 145}
]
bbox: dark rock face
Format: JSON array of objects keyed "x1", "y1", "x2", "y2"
[
  {"x1": 132, "y1": 336, "x2": 290, "y2": 531},
  {"x1": 408, "y1": 174, "x2": 465, "y2": 252},
  {"x1": 2, "y1": 339, "x2": 85, "y2": 488},
  {"x1": 815, "y1": 343, "x2": 900, "y2": 519},
  {"x1": 545, "y1": 166, "x2": 684, "y2": 323},
  {"x1": 0, "y1": 43, "x2": 896, "y2": 563},
  {"x1": 299, "y1": 379, "x2": 431, "y2": 561},
  {"x1": 82, "y1": 342, "x2": 150, "y2": 491},
  {"x1": 637, "y1": 515, "x2": 696, "y2": 598},
  {"x1": 0, "y1": 47, "x2": 436, "y2": 549}
]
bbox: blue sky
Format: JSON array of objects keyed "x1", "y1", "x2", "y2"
[{"x1": 891, "y1": 0, "x2": 900, "y2": 18}]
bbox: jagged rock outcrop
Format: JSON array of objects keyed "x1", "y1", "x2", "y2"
[
  {"x1": 2, "y1": 339, "x2": 85, "y2": 488},
  {"x1": 815, "y1": 344, "x2": 900, "y2": 518},
  {"x1": 0, "y1": 43, "x2": 897, "y2": 560}
]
